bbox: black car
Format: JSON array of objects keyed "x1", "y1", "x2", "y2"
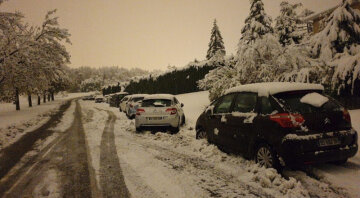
[{"x1": 195, "y1": 82, "x2": 358, "y2": 170}]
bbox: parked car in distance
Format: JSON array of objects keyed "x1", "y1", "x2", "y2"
[
  {"x1": 119, "y1": 95, "x2": 130, "y2": 112},
  {"x1": 135, "y1": 94, "x2": 185, "y2": 133},
  {"x1": 125, "y1": 94, "x2": 148, "y2": 119},
  {"x1": 83, "y1": 95, "x2": 95, "y2": 100},
  {"x1": 82, "y1": 95, "x2": 91, "y2": 100},
  {"x1": 109, "y1": 92, "x2": 128, "y2": 107},
  {"x1": 95, "y1": 96, "x2": 104, "y2": 103},
  {"x1": 195, "y1": 82, "x2": 358, "y2": 171},
  {"x1": 88, "y1": 95, "x2": 95, "y2": 100}
]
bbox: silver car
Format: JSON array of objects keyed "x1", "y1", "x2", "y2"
[
  {"x1": 125, "y1": 94, "x2": 149, "y2": 119},
  {"x1": 119, "y1": 95, "x2": 130, "y2": 112},
  {"x1": 135, "y1": 94, "x2": 185, "y2": 133}
]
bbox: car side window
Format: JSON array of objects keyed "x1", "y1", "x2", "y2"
[
  {"x1": 213, "y1": 94, "x2": 236, "y2": 114},
  {"x1": 260, "y1": 97, "x2": 274, "y2": 114},
  {"x1": 233, "y1": 93, "x2": 257, "y2": 113}
]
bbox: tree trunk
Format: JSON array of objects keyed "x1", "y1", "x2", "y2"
[
  {"x1": 15, "y1": 88, "x2": 20, "y2": 111},
  {"x1": 43, "y1": 94, "x2": 46, "y2": 103},
  {"x1": 38, "y1": 95, "x2": 41, "y2": 105},
  {"x1": 28, "y1": 94, "x2": 32, "y2": 107},
  {"x1": 51, "y1": 92, "x2": 54, "y2": 101},
  {"x1": 48, "y1": 94, "x2": 51, "y2": 102}
]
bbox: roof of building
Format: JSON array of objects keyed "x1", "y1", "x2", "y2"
[{"x1": 303, "y1": 0, "x2": 359, "y2": 22}]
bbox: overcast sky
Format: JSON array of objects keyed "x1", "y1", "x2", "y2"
[{"x1": 1, "y1": 0, "x2": 340, "y2": 70}]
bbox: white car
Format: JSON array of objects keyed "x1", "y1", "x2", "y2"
[
  {"x1": 125, "y1": 94, "x2": 149, "y2": 119},
  {"x1": 135, "y1": 94, "x2": 185, "y2": 133},
  {"x1": 119, "y1": 95, "x2": 130, "y2": 112}
]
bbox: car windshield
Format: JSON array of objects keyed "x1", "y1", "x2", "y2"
[
  {"x1": 273, "y1": 91, "x2": 342, "y2": 114},
  {"x1": 142, "y1": 99, "x2": 172, "y2": 107},
  {"x1": 132, "y1": 97, "x2": 144, "y2": 102}
]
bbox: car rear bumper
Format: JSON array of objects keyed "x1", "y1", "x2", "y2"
[
  {"x1": 135, "y1": 115, "x2": 179, "y2": 128},
  {"x1": 279, "y1": 129, "x2": 358, "y2": 166}
]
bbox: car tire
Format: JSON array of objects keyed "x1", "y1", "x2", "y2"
[
  {"x1": 181, "y1": 115, "x2": 186, "y2": 126},
  {"x1": 332, "y1": 158, "x2": 348, "y2": 165},
  {"x1": 170, "y1": 126, "x2": 179, "y2": 134},
  {"x1": 255, "y1": 144, "x2": 281, "y2": 171},
  {"x1": 136, "y1": 127, "x2": 142, "y2": 132},
  {"x1": 196, "y1": 129, "x2": 207, "y2": 139}
]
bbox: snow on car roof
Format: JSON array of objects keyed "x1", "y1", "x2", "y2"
[
  {"x1": 225, "y1": 82, "x2": 324, "y2": 96},
  {"x1": 129, "y1": 94, "x2": 149, "y2": 98},
  {"x1": 143, "y1": 94, "x2": 175, "y2": 100}
]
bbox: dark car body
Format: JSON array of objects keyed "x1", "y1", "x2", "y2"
[
  {"x1": 109, "y1": 92, "x2": 128, "y2": 107},
  {"x1": 196, "y1": 83, "x2": 358, "y2": 168}
]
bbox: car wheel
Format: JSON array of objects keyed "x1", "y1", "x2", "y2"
[
  {"x1": 170, "y1": 118, "x2": 180, "y2": 134},
  {"x1": 181, "y1": 115, "x2": 186, "y2": 126},
  {"x1": 332, "y1": 158, "x2": 348, "y2": 165},
  {"x1": 255, "y1": 144, "x2": 281, "y2": 171},
  {"x1": 136, "y1": 127, "x2": 142, "y2": 132},
  {"x1": 196, "y1": 129, "x2": 207, "y2": 139}
]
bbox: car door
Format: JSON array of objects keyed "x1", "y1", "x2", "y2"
[
  {"x1": 225, "y1": 92, "x2": 258, "y2": 154},
  {"x1": 207, "y1": 94, "x2": 236, "y2": 147}
]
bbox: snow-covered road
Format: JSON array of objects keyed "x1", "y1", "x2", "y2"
[{"x1": 0, "y1": 91, "x2": 359, "y2": 197}]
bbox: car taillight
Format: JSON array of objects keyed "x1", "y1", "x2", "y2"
[
  {"x1": 166, "y1": 108, "x2": 177, "y2": 115},
  {"x1": 343, "y1": 109, "x2": 351, "y2": 123},
  {"x1": 136, "y1": 108, "x2": 145, "y2": 115},
  {"x1": 269, "y1": 113, "x2": 305, "y2": 128}
]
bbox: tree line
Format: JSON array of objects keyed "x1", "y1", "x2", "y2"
[
  {"x1": 0, "y1": 4, "x2": 71, "y2": 110},
  {"x1": 124, "y1": 63, "x2": 217, "y2": 95}
]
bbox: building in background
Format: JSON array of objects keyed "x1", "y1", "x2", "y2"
[{"x1": 304, "y1": 0, "x2": 360, "y2": 34}]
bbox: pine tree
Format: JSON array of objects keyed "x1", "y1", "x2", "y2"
[
  {"x1": 206, "y1": 19, "x2": 226, "y2": 60},
  {"x1": 275, "y1": 1, "x2": 302, "y2": 46},
  {"x1": 240, "y1": 0, "x2": 273, "y2": 44},
  {"x1": 311, "y1": 0, "x2": 360, "y2": 60},
  {"x1": 310, "y1": 0, "x2": 360, "y2": 95}
]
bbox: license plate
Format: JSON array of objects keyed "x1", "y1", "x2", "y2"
[
  {"x1": 318, "y1": 138, "x2": 341, "y2": 147},
  {"x1": 148, "y1": 117, "x2": 163, "y2": 120}
]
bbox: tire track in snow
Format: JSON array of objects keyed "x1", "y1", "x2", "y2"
[
  {"x1": 117, "y1": 131, "x2": 273, "y2": 198},
  {"x1": 99, "y1": 110, "x2": 130, "y2": 198},
  {"x1": 0, "y1": 100, "x2": 97, "y2": 198}
]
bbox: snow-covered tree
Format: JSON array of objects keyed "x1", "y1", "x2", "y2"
[
  {"x1": 310, "y1": 0, "x2": 360, "y2": 60},
  {"x1": 275, "y1": 1, "x2": 303, "y2": 46},
  {"x1": 0, "y1": 8, "x2": 71, "y2": 110},
  {"x1": 310, "y1": 0, "x2": 360, "y2": 95},
  {"x1": 198, "y1": 56, "x2": 238, "y2": 101},
  {"x1": 240, "y1": 0, "x2": 273, "y2": 45},
  {"x1": 200, "y1": 35, "x2": 320, "y2": 100},
  {"x1": 206, "y1": 19, "x2": 226, "y2": 60}
]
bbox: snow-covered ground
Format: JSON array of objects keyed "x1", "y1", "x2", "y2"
[
  {"x1": 5, "y1": 91, "x2": 358, "y2": 197},
  {"x1": 80, "y1": 91, "x2": 359, "y2": 197},
  {"x1": 0, "y1": 92, "x2": 91, "y2": 150}
]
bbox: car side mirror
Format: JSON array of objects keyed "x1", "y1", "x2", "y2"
[
  {"x1": 205, "y1": 106, "x2": 214, "y2": 115},
  {"x1": 181, "y1": 103, "x2": 184, "y2": 107}
]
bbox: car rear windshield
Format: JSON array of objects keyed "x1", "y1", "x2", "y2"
[
  {"x1": 273, "y1": 91, "x2": 342, "y2": 114},
  {"x1": 142, "y1": 99, "x2": 172, "y2": 107},
  {"x1": 131, "y1": 97, "x2": 144, "y2": 102}
]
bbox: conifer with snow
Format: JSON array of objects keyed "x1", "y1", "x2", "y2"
[
  {"x1": 240, "y1": 0, "x2": 273, "y2": 45},
  {"x1": 310, "y1": 0, "x2": 360, "y2": 95},
  {"x1": 275, "y1": 1, "x2": 302, "y2": 46},
  {"x1": 206, "y1": 19, "x2": 226, "y2": 60}
]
